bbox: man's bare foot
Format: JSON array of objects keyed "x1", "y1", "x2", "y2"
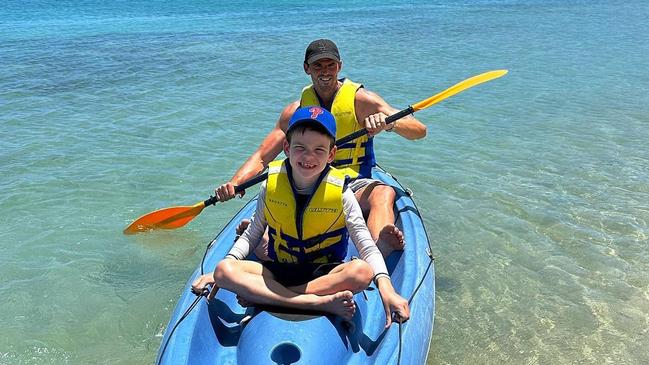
[
  {"x1": 376, "y1": 224, "x2": 405, "y2": 259},
  {"x1": 317, "y1": 291, "x2": 356, "y2": 320},
  {"x1": 191, "y1": 274, "x2": 215, "y2": 295},
  {"x1": 236, "y1": 218, "x2": 271, "y2": 261},
  {"x1": 236, "y1": 219, "x2": 251, "y2": 235}
]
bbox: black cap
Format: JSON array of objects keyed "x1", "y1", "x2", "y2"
[{"x1": 304, "y1": 39, "x2": 340, "y2": 64}]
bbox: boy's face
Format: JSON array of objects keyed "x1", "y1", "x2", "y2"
[{"x1": 283, "y1": 129, "x2": 336, "y2": 184}]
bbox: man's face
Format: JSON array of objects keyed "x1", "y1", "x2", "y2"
[{"x1": 304, "y1": 58, "x2": 342, "y2": 91}]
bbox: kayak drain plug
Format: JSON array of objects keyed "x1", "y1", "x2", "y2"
[{"x1": 270, "y1": 342, "x2": 301, "y2": 365}]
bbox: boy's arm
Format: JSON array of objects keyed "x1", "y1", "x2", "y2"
[
  {"x1": 226, "y1": 182, "x2": 268, "y2": 259},
  {"x1": 342, "y1": 188, "x2": 410, "y2": 327},
  {"x1": 191, "y1": 185, "x2": 268, "y2": 300},
  {"x1": 376, "y1": 276, "x2": 410, "y2": 328},
  {"x1": 342, "y1": 188, "x2": 389, "y2": 281}
]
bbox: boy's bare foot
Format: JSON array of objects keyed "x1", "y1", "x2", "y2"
[
  {"x1": 376, "y1": 224, "x2": 405, "y2": 259},
  {"x1": 318, "y1": 291, "x2": 356, "y2": 320},
  {"x1": 234, "y1": 291, "x2": 355, "y2": 320},
  {"x1": 191, "y1": 274, "x2": 215, "y2": 295},
  {"x1": 236, "y1": 295, "x2": 254, "y2": 308}
]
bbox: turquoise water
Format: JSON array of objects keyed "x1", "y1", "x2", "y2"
[{"x1": 2, "y1": 0, "x2": 648, "y2": 364}]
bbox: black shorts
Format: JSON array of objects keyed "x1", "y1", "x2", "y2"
[{"x1": 261, "y1": 261, "x2": 342, "y2": 287}]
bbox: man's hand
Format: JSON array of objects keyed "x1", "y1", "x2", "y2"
[
  {"x1": 364, "y1": 112, "x2": 390, "y2": 137},
  {"x1": 214, "y1": 181, "x2": 244, "y2": 202}
]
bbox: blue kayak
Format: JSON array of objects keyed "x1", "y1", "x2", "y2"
[{"x1": 156, "y1": 166, "x2": 435, "y2": 364}]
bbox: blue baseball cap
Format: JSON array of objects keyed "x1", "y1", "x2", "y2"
[{"x1": 287, "y1": 106, "x2": 337, "y2": 140}]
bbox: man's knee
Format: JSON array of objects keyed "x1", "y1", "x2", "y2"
[
  {"x1": 357, "y1": 184, "x2": 395, "y2": 212},
  {"x1": 368, "y1": 185, "x2": 395, "y2": 207}
]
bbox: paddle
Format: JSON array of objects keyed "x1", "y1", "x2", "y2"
[
  {"x1": 123, "y1": 69, "x2": 508, "y2": 234},
  {"x1": 336, "y1": 69, "x2": 508, "y2": 145},
  {"x1": 123, "y1": 177, "x2": 264, "y2": 234}
]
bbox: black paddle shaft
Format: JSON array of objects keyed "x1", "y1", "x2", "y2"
[
  {"x1": 204, "y1": 105, "x2": 415, "y2": 207},
  {"x1": 203, "y1": 173, "x2": 267, "y2": 206},
  {"x1": 335, "y1": 106, "x2": 414, "y2": 145}
]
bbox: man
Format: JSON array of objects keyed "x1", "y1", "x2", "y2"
[{"x1": 215, "y1": 39, "x2": 427, "y2": 257}]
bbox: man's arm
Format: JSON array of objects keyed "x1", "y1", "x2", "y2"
[
  {"x1": 355, "y1": 88, "x2": 427, "y2": 140},
  {"x1": 214, "y1": 101, "x2": 299, "y2": 201}
]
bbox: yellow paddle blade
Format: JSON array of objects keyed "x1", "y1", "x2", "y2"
[
  {"x1": 412, "y1": 69, "x2": 508, "y2": 112},
  {"x1": 123, "y1": 202, "x2": 206, "y2": 234}
]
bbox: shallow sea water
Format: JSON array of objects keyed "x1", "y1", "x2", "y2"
[{"x1": 1, "y1": 1, "x2": 648, "y2": 364}]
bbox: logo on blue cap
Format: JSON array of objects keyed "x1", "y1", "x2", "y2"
[{"x1": 288, "y1": 107, "x2": 336, "y2": 139}]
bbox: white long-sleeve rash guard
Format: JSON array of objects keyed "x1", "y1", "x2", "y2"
[{"x1": 226, "y1": 181, "x2": 390, "y2": 282}]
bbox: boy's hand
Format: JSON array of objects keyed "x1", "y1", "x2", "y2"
[
  {"x1": 191, "y1": 273, "x2": 218, "y2": 300},
  {"x1": 377, "y1": 276, "x2": 410, "y2": 328},
  {"x1": 382, "y1": 292, "x2": 410, "y2": 328}
]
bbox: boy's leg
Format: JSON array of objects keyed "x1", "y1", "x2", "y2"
[
  {"x1": 192, "y1": 218, "x2": 272, "y2": 295},
  {"x1": 191, "y1": 259, "x2": 269, "y2": 297},
  {"x1": 287, "y1": 259, "x2": 374, "y2": 296},
  {"x1": 214, "y1": 259, "x2": 356, "y2": 319}
]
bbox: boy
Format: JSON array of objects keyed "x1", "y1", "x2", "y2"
[{"x1": 193, "y1": 107, "x2": 409, "y2": 325}]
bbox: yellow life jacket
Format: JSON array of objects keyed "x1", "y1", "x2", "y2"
[
  {"x1": 264, "y1": 160, "x2": 349, "y2": 264},
  {"x1": 300, "y1": 78, "x2": 375, "y2": 179}
]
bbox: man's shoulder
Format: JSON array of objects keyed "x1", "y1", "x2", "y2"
[
  {"x1": 354, "y1": 87, "x2": 386, "y2": 118},
  {"x1": 278, "y1": 101, "x2": 301, "y2": 130},
  {"x1": 354, "y1": 87, "x2": 381, "y2": 102},
  {"x1": 283, "y1": 100, "x2": 300, "y2": 113}
]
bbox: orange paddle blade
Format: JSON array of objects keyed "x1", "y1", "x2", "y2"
[{"x1": 123, "y1": 202, "x2": 206, "y2": 234}]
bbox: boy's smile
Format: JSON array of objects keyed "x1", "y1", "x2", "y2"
[
  {"x1": 284, "y1": 129, "x2": 336, "y2": 189},
  {"x1": 297, "y1": 161, "x2": 317, "y2": 170}
]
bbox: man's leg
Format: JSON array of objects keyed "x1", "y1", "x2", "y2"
[
  {"x1": 213, "y1": 259, "x2": 356, "y2": 319},
  {"x1": 355, "y1": 183, "x2": 405, "y2": 258}
]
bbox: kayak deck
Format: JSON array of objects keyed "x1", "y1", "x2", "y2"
[{"x1": 157, "y1": 166, "x2": 435, "y2": 364}]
